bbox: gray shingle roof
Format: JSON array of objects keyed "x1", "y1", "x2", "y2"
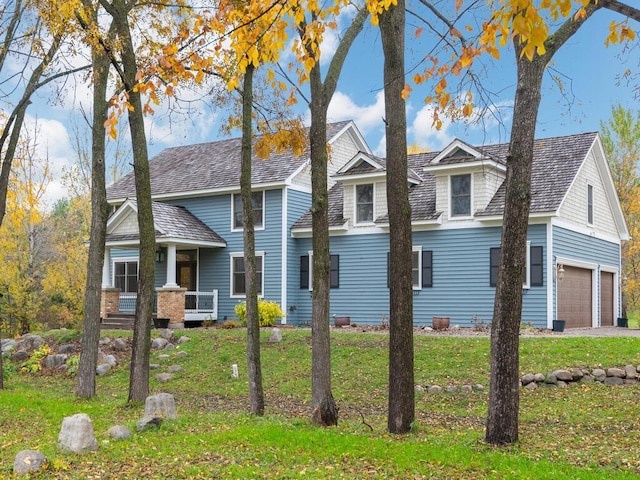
[
  {"x1": 477, "y1": 132, "x2": 597, "y2": 216},
  {"x1": 107, "y1": 201, "x2": 226, "y2": 245},
  {"x1": 107, "y1": 121, "x2": 352, "y2": 201},
  {"x1": 292, "y1": 131, "x2": 597, "y2": 229}
]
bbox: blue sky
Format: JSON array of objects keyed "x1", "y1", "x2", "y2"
[{"x1": 17, "y1": 4, "x2": 640, "y2": 205}]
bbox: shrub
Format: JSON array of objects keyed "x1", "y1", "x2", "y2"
[
  {"x1": 21, "y1": 344, "x2": 52, "y2": 374},
  {"x1": 234, "y1": 299, "x2": 285, "y2": 327},
  {"x1": 221, "y1": 319, "x2": 241, "y2": 329}
]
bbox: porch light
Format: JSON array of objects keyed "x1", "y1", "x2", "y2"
[{"x1": 556, "y1": 263, "x2": 565, "y2": 282}]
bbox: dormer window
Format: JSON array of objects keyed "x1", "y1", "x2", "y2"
[
  {"x1": 451, "y1": 174, "x2": 471, "y2": 217},
  {"x1": 356, "y1": 184, "x2": 374, "y2": 224}
]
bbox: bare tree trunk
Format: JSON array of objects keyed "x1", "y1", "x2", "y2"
[
  {"x1": 379, "y1": 0, "x2": 414, "y2": 435},
  {"x1": 486, "y1": 4, "x2": 602, "y2": 445},
  {"x1": 107, "y1": 0, "x2": 155, "y2": 404},
  {"x1": 76, "y1": 14, "x2": 112, "y2": 399},
  {"x1": 240, "y1": 63, "x2": 265, "y2": 416},
  {"x1": 304, "y1": 7, "x2": 368, "y2": 427}
]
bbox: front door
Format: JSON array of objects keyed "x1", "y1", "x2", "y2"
[{"x1": 176, "y1": 250, "x2": 197, "y2": 309}]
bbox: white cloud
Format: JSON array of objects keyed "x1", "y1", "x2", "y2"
[
  {"x1": 327, "y1": 90, "x2": 385, "y2": 134},
  {"x1": 408, "y1": 104, "x2": 455, "y2": 151}
]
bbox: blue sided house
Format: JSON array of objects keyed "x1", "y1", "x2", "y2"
[{"x1": 102, "y1": 120, "x2": 629, "y2": 329}]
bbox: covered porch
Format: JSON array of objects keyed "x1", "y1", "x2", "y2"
[{"x1": 101, "y1": 200, "x2": 227, "y2": 328}]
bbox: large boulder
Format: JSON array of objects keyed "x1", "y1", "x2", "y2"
[
  {"x1": 16, "y1": 334, "x2": 43, "y2": 352},
  {"x1": 145, "y1": 392, "x2": 177, "y2": 419},
  {"x1": 44, "y1": 354, "x2": 68, "y2": 369},
  {"x1": 107, "y1": 425, "x2": 132, "y2": 440},
  {"x1": 151, "y1": 338, "x2": 169, "y2": 350},
  {"x1": 136, "y1": 416, "x2": 162, "y2": 433},
  {"x1": 1, "y1": 339, "x2": 17, "y2": 356},
  {"x1": 269, "y1": 328, "x2": 282, "y2": 343},
  {"x1": 113, "y1": 338, "x2": 128, "y2": 351},
  {"x1": 58, "y1": 414, "x2": 99, "y2": 453},
  {"x1": 13, "y1": 450, "x2": 47, "y2": 476}
]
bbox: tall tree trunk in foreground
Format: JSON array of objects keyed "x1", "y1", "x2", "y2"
[
  {"x1": 486, "y1": 5, "x2": 600, "y2": 445},
  {"x1": 379, "y1": 0, "x2": 414, "y2": 435},
  {"x1": 108, "y1": 0, "x2": 155, "y2": 404},
  {"x1": 240, "y1": 63, "x2": 265, "y2": 416},
  {"x1": 304, "y1": 7, "x2": 368, "y2": 427},
  {"x1": 76, "y1": 17, "x2": 112, "y2": 399}
]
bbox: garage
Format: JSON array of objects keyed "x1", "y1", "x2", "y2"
[
  {"x1": 557, "y1": 266, "x2": 592, "y2": 328},
  {"x1": 600, "y1": 271, "x2": 614, "y2": 327}
]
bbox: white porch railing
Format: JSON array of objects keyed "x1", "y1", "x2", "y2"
[
  {"x1": 119, "y1": 293, "x2": 137, "y2": 312},
  {"x1": 185, "y1": 289, "x2": 218, "y2": 322}
]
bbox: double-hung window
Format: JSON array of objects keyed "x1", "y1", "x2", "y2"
[
  {"x1": 114, "y1": 260, "x2": 138, "y2": 293},
  {"x1": 490, "y1": 243, "x2": 543, "y2": 288},
  {"x1": 300, "y1": 253, "x2": 339, "y2": 289},
  {"x1": 232, "y1": 191, "x2": 264, "y2": 230},
  {"x1": 387, "y1": 248, "x2": 433, "y2": 289},
  {"x1": 231, "y1": 253, "x2": 264, "y2": 297},
  {"x1": 355, "y1": 184, "x2": 374, "y2": 224},
  {"x1": 451, "y1": 174, "x2": 471, "y2": 217}
]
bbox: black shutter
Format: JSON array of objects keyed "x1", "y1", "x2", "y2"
[
  {"x1": 530, "y1": 246, "x2": 543, "y2": 286},
  {"x1": 422, "y1": 250, "x2": 433, "y2": 287},
  {"x1": 490, "y1": 247, "x2": 501, "y2": 287},
  {"x1": 330, "y1": 255, "x2": 340, "y2": 288},
  {"x1": 300, "y1": 255, "x2": 309, "y2": 289}
]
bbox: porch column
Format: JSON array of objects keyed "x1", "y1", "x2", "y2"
[
  {"x1": 102, "y1": 247, "x2": 111, "y2": 288},
  {"x1": 156, "y1": 287, "x2": 186, "y2": 329},
  {"x1": 164, "y1": 243, "x2": 178, "y2": 287}
]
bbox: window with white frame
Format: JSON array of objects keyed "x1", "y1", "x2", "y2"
[
  {"x1": 451, "y1": 174, "x2": 471, "y2": 217},
  {"x1": 300, "y1": 253, "x2": 339, "y2": 290},
  {"x1": 355, "y1": 184, "x2": 374, "y2": 224},
  {"x1": 587, "y1": 184, "x2": 594, "y2": 225},
  {"x1": 114, "y1": 260, "x2": 138, "y2": 293},
  {"x1": 489, "y1": 242, "x2": 543, "y2": 288},
  {"x1": 232, "y1": 191, "x2": 264, "y2": 230},
  {"x1": 230, "y1": 253, "x2": 264, "y2": 297},
  {"x1": 387, "y1": 247, "x2": 433, "y2": 289}
]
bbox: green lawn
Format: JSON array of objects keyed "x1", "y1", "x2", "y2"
[{"x1": 2, "y1": 328, "x2": 640, "y2": 478}]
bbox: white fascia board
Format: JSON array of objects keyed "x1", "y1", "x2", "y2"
[
  {"x1": 106, "y1": 199, "x2": 137, "y2": 233},
  {"x1": 431, "y1": 139, "x2": 483, "y2": 164},
  {"x1": 337, "y1": 152, "x2": 384, "y2": 175},
  {"x1": 291, "y1": 222, "x2": 349, "y2": 238},
  {"x1": 106, "y1": 237, "x2": 226, "y2": 249},
  {"x1": 284, "y1": 159, "x2": 311, "y2": 186},
  {"x1": 423, "y1": 159, "x2": 505, "y2": 175},
  {"x1": 330, "y1": 121, "x2": 372, "y2": 154},
  {"x1": 336, "y1": 172, "x2": 387, "y2": 183}
]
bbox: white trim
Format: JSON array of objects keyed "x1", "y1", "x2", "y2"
[
  {"x1": 336, "y1": 152, "x2": 384, "y2": 175},
  {"x1": 329, "y1": 121, "x2": 372, "y2": 155},
  {"x1": 430, "y1": 139, "x2": 483, "y2": 164},
  {"x1": 284, "y1": 159, "x2": 311, "y2": 186},
  {"x1": 106, "y1": 238, "x2": 226, "y2": 248},
  {"x1": 412, "y1": 246, "x2": 422, "y2": 291},
  {"x1": 546, "y1": 222, "x2": 554, "y2": 329},
  {"x1": 281, "y1": 188, "x2": 288, "y2": 324},
  {"x1": 551, "y1": 217, "x2": 623, "y2": 245},
  {"x1": 335, "y1": 172, "x2": 387, "y2": 183},
  {"x1": 231, "y1": 190, "x2": 266, "y2": 232},
  {"x1": 354, "y1": 183, "x2": 376, "y2": 226},
  {"x1": 523, "y1": 241, "x2": 532, "y2": 289},
  {"x1": 449, "y1": 173, "x2": 473, "y2": 220},
  {"x1": 307, "y1": 250, "x2": 314, "y2": 291},
  {"x1": 424, "y1": 160, "x2": 506, "y2": 174},
  {"x1": 229, "y1": 251, "x2": 265, "y2": 299}
]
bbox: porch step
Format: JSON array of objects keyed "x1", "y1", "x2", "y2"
[{"x1": 100, "y1": 313, "x2": 156, "y2": 331}]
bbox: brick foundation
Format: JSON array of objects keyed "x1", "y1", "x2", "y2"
[
  {"x1": 156, "y1": 287, "x2": 187, "y2": 328},
  {"x1": 100, "y1": 288, "x2": 121, "y2": 318}
]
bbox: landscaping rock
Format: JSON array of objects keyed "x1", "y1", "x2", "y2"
[
  {"x1": 167, "y1": 365, "x2": 183, "y2": 374},
  {"x1": 521, "y1": 373, "x2": 535, "y2": 385},
  {"x1": 96, "y1": 364, "x2": 111, "y2": 376},
  {"x1": 113, "y1": 338, "x2": 128, "y2": 351},
  {"x1": 524, "y1": 382, "x2": 538, "y2": 390},
  {"x1": 155, "y1": 373, "x2": 173, "y2": 383},
  {"x1": 557, "y1": 380, "x2": 568, "y2": 388},
  {"x1": 580, "y1": 375, "x2": 594, "y2": 383},
  {"x1": 99, "y1": 337, "x2": 111, "y2": 346},
  {"x1": 177, "y1": 336, "x2": 190, "y2": 344},
  {"x1": 461, "y1": 384, "x2": 473, "y2": 393},
  {"x1": 11, "y1": 350, "x2": 29, "y2": 362},
  {"x1": 415, "y1": 385, "x2": 425, "y2": 392},
  {"x1": 553, "y1": 369, "x2": 573, "y2": 382},
  {"x1": 473, "y1": 384, "x2": 485, "y2": 392},
  {"x1": 151, "y1": 338, "x2": 169, "y2": 350},
  {"x1": 607, "y1": 367, "x2": 626, "y2": 378},
  {"x1": 592, "y1": 369, "x2": 606, "y2": 382},
  {"x1": 145, "y1": 392, "x2": 177, "y2": 419},
  {"x1": 533, "y1": 373, "x2": 546, "y2": 383},
  {"x1": 58, "y1": 344, "x2": 76, "y2": 354},
  {"x1": 157, "y1": 354, "x2": 171, "y2": 360},
  {"x1": 136, "y1": 415, "x2": 162, "y2": 432},
  {"x1": 625, "y1": 365, "x2": 637, "y2": 379},
  {"x1": 44, "y1": 354, "x2": 67, "y2": 369},
  {"x1": 13, "y1": 450, "x2": 47, "y2": 476},
  {"x1": 269, "y1": 328, "x2": 282, "y2": 343},
  {"x1": 160, "y1": 329, "x2": 174, "y2": 340},
  {"x1": 445, "y1": 385, "x2": 458, "y2": 393},
  {"x1": 1, "y1": 339, "x2": 17, "y2": 355},
  {"x1": 107, "y1": 425, "x2": 132, "y2": 440},
  {"x1": 16, "y1": 334, "x2": 43, "y2": 352},
  {"x1": 604, "y1": 377, "x2": 624, "y2": 386},
  {"x1": 176, "y1": 351, "x2": 188, "y2": 357},
  {"x1": 571, "y1": 368, "x2": 584, "y2": 380},
  {"x1": 625, "y1": 379, "x2": 637, "y2": 385},
  {"x1": 163, "y1": 343, "x2": 175, "y2": 351},
  {"x1": 149, "y1": 363, "x2": 160, "y2": 370},
  {"x1": 58, "y1": 413, "x2": 99, "y2": 453},
  {"x1": 427, "y1": 385, "x2": 442, "y2": 393},
  {"x1": 545, "y1": 373, "x2": 557, "y2": 385}
]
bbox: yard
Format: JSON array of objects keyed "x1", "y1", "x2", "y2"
[{"x1": 2, "y1": 327, "x2": 640, "y2": 478}]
